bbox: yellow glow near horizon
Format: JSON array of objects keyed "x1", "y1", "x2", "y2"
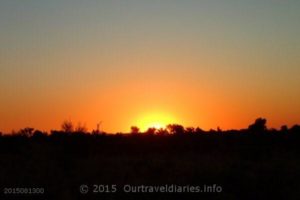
[
  {"x1": 135, "y1": 112, "x2": 178, "y2": 132},
  {"x1": 1, "y1": 1, "x2": 300, "y2": 133}
]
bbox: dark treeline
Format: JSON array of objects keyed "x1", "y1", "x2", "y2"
[
  {"x1": 2, "y1": 117, "x2": 300, "y2": 137},
  {"x1": 0, "y1": 118, "x2": 300, "y2": 200}
]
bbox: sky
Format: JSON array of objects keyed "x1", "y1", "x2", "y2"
[{"x1": 1, "y1": 0, "x2": 300, "y2": 133}]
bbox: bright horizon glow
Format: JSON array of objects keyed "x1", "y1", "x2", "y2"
[
  {"x1": 0, "y1": 1, "x2": 300, "y2": 133},
  {"x1": 135, "y1": 112, "x2": 179, "y2": 132}
]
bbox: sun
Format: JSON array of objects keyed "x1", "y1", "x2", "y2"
[
  {"x1": 147, "y1": 122, "x2": 164, "y2": 129},
  {"x1": 136, "y1": 112, "x2": 177, "y2": 131}
]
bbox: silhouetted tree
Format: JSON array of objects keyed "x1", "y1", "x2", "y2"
[
  {"x1": 208, "y1": 129, "x2": 217, "y2": 134},
  {"x1": 280, "y1": 125, "x2": 288, "y2": 132},
  {"x1": 75, "y1": 122, "x2": 87, "y2": 133},
  {"x1": 18, "y1": 127, "x2": 34, "y2": 137},
  {"x1": 61, "y1": 120, "x2": 74, "y2": 133},
  {"x1": 32, "y1": 130, "x2": 47, "y2": 139},
  {"x1": 167, "y1": 124, "x2": 185, "y2": 135},
  {"x1": 290, "y1": 125, "x2": 300, "y2": 133},
  {"x1": 248, "y1": 118, "x2": 267, "y2": 132},
  {"x1": 185, "y1": 127, "x2": 195, "y2": 134},
  {"x1": 130, "y1": 126, "x2": 140, "y2": 134},
  {"x1": 195, "y1": 127, "x2": 204, "y2": 134},
  {"x1": 156, "y1": 128, "x2": 168, "y2": 136},
  {"x1": 145, "y1": 127, "x2": 156, "y2": 135}
]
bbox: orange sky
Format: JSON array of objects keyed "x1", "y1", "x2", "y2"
[{"x1": 1, "y1": 1, "x2": 300, "y2": 133}]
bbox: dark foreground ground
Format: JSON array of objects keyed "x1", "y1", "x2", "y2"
[{"x1": 0, "y1": 132, "x2": 300, "y2": 200}]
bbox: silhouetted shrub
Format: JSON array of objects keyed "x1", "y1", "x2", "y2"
[
  {"x1": 280, "y1": 125, "x2": 288, "y2": 132},
  {"x1": 61, "y1": 120, "x2": 74, "y2": 133},
  {"x1": 290, "y1": 125, "x2": 300, "y2": 133},
  {"x1": 130, "y1": 126, "x2": 140, "y2": 134},
  {"x1": 156, "y1": 128, "x2": 168, "y2": 136},
  {"x1": 18, "y1": 127, "x2": 34, "y2": 137},
  {"x1": 32, "y1": 130, "x2": 47, "y2": 138},
  {"x1": 145, "y1": 127, "x2": 156, "y2": 135},
  {"x1": 248, "y1": 118, "x2": 267, "y2": 132},
  {"x1": 195, "y1": 127, "x2": 205, "y2": 134},
  {"x1": 167, "y1": 124, "x2": 185, "y2": 135},
  {"x1": 185, "y1": 127, "x2": 195, "y2": 134},
  {"x1": 75, "y1": 122, "x2": 87, "y2": 134}
]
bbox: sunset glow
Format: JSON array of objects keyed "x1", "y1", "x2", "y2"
[
  {"x1": 1, "y1": 2, "x2": 299, "y2": 199},
  {"x1": 0, "y1": 1, "x2": 300, "y2": 133},
  {"x1": 135, "y1": 112, "x2": 178, "y2": 132}
]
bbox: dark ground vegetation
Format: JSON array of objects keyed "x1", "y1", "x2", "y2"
[{"x1": 0, "y1": 118, "x2": 299, "y2": 200}]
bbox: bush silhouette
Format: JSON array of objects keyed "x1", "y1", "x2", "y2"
[
  {"x1": 156, "y1": 128, "x2": 168, "y2": 136},
  {"x1": 61, "y1": 120, "x2": 74, "y2": 133},
  {"x1": 145, "y1": 127, "x2": 156, "y2": 135},
  {"x1": 167, "y1": 124, "x2": 185, "y2": 135},
  {"x1": 290, "y1": 125, "x2": 300, "y2": 133},
  {"x1": 248, "y1": 118, "x2": 267, "y2": 132},
  {"x1": 185, "y1": 127, "x2": 195, "y2": 134},
  {"x1": 130, "y1": 126, "x2": 140, "y2": 134},
  {"x1": 75, "y1": 122, "x2": 87, "y2": 133},
  {"x1": 18, "y1": 127, "x2": 35, "y2": 137}
]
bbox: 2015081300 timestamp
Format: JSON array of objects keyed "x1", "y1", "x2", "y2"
[{"x1": 3, "y1": 187, "x2": 45, "y2": 195}]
